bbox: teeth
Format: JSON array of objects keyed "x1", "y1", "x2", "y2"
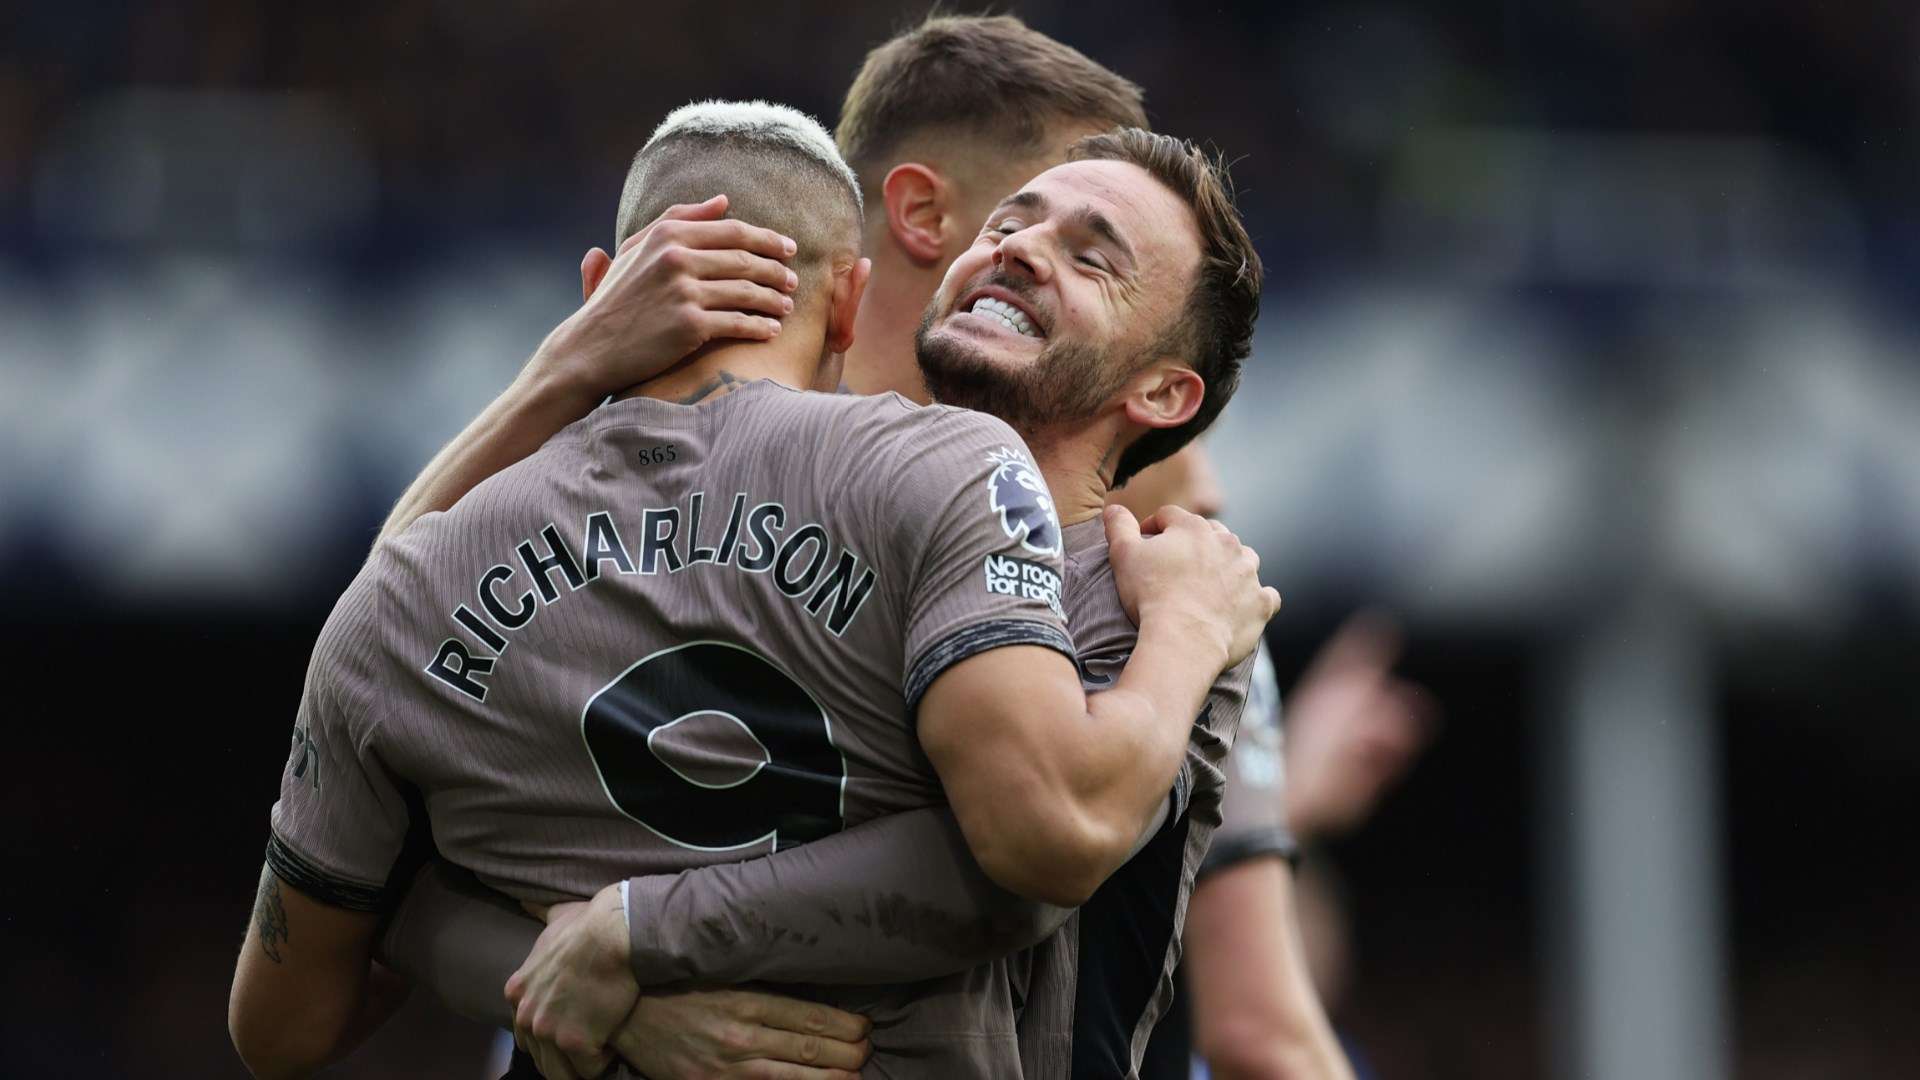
[{"x1": 967, "y1": 296, "x2": 1040, "y2": 338}]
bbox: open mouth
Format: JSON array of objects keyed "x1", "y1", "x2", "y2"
[{"x1": 957, "y1": 289, "x2": 1045, "y2": 340}]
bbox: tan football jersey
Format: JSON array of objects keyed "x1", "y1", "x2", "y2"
[
  {"x1": 1013, "y1": 516, "x2": 1257, "y2": 1080},
  {"x1": 267, "y1": 378, "x2": 1075, "y2": 1074},
  {"x1": 1203, "y1": 642, "x2": 1297, "y2": 874}
]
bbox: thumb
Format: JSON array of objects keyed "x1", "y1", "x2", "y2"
[{"x1": 1102, "y1": 503, "x2": 1142, "y2": 551}]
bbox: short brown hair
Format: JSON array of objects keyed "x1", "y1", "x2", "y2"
[
  {"x1": 837, "y1": 14, "x2": 1147, "y2": 205},
  {"x1": 1070, "y1": 128, "x2": 1262, "y2": 487}
]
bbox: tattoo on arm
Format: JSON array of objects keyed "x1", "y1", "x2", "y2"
[
  {"x1": 677, "y1": 370, "x2": 743, "y2": 405},
  {"x1": 254, "y1": 869, "x2": 290, "y2": 964}
]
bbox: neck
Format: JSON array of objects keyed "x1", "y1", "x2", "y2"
[
  {"x1": 1030, "y1": 412, "x2": 1130, "y2": 528},
  {"x1": 621, "y1": 313, "x2": 825, "y2": 405},
  {"x1": 843, "y1": 238, "x2": 941, "y2": 403}
]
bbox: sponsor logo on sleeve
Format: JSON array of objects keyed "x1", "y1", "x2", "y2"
[
  {"x1": 985, "y1": 447, "x2": 1062, "y2": 557},
  {"x1": 984, "y1": 553, "x2": 1065, "y2": 619}
]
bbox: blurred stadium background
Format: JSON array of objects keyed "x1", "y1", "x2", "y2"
[{"x1": 5, "y1": 1, "x2": 1918, "y2": 1076}]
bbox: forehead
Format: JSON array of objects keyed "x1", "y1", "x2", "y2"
[{"x1": 1020, "y1": 159, "x2": 1201, "y2": 278}]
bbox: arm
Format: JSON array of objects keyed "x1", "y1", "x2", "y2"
[
  {"x1": 919, "y1": 506, "x2": 1277, "y2": 907},
  {"x1": 228, "y1": 866, "x2": 411, "y2": 1078},
  {"x1": 384, "y1": 806, "x2": 1068, "y2": 1013},
  {"x1": 1184, "y1": 861, "x2": 1354, "y2": 1080},
  {"x1": 378, "y1": 195, "x2": 799, "y2": 542},
  {"x1": 376, "y1": 860, "x2": 530, "y2": 1028}
]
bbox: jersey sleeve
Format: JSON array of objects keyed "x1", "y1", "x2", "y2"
[
  {"x1": 1199, "y1": 643, "x2": 1299, "y2": 876},
  {"x1": 883, "y1": 409, "x2": 1075, "y2": 712},
  {"x1": 624, "y1": 806, "x2": 1069, "y2": 986},
  {"x1": 265, "y1": 577, "x2": 415, "y2": 912}
]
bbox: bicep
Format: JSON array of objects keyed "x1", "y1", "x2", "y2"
[
  {"x1": 918, "y1": 644, "x2": 1085, "y2": 821},
  {"x1": 230, "y1": 865, "x2": 385, "y2": 1074}
]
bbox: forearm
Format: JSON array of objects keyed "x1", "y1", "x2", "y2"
[
  {"x1": 1186, "y1": 860, "x2": 1353, "y2": 1080},
  {"x1": 377, "y1": 329, "x2": 599, "y2": 543},
  {"x1": 377, "y1": 861, "x2": 540, "y2": 1028},
  {"x1": 627, "y1": 806, "x2": 1068, "y2": 986},
  {"x1": 1068, "y1": 611, "x2": 1228, "y2": 854},
  {"x1": 231, "y1": 867, "x2": 398, "y2": 1077}
]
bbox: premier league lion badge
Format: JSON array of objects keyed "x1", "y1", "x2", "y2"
[{"x1": 985, "y1": 447, "x2": 1062, "y2": 557}]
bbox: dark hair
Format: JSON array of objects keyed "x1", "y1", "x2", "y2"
[
  {"x1": 837, "y1": 13, "x2": 1147, "y2": 205},
  {"x1": 1069, "y1": 128, "x2": 1262, "y2": 487}
]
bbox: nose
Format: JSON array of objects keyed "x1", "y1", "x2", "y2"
[{"x1": 993, "y1": 225, "x2": 1052, "y2": 285}]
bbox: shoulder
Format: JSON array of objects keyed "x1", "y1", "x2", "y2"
[{"x1": 302, "y1": 554, "x2": 396, "y2": 734}]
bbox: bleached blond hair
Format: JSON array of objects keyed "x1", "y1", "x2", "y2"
[
  {"x1": 642, "y1": 100, "x2": 861, "y2": 215},
  {"x1": 615, "y1": 102, "x2": 864, "y2": 302}
]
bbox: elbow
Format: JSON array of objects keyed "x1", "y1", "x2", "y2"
[
  {"x1": 970, "y1": 807, "x2": 1131, "y2": 908},
  {"x1": 229, "y1": 1004, "x2": 320, "y2": 1080}
]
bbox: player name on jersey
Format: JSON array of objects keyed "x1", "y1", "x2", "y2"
[{"x1": 425, "y1": 490, "x2": 878, "y2": 702}]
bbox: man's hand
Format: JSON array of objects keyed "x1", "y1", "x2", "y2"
[
  {"x1": 1107, "y1": 504, "x2": 1280, "y2": 667},
  {"x1": 1283, "y1": 613, "x2": 1436, "y2": 841},
  {"x1": 542, "y1": 194, "x2": 800, "y2": 401},
  {"x1": 612, "y1": 988, "x2": 871, "y2": 1080},
  {"x1": 505, "y1": 884, "x2": 634, "y2": 1079}
]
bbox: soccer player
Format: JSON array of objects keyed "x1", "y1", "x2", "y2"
[
  {"x1": 380, "y1": 16, "x2": 1348, "y2": 1080},
  {"x1": 227, "y1": 102, "x2": 1274, "y2": 1080}
]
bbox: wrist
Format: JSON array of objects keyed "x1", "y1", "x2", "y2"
[
  {"x1": 1136, "y1": 600, "x2": 1232, "y2": 667},
  {"x1": 589, "y1": 882, "x2": 633, "y2": 975},
  {"x1": 527, "y1": 317, "x2": 617, "y2": 406}
]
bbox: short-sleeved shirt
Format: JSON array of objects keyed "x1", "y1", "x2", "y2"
[
  {"x1": 267, "y1": 380, "x2": 1075, "y2": 1073},
  {"x1": 1136, "y1": 641, "x2": 1297, "y2": 1079},
  {"x1": 1013, "y1": 516, "x2": 1258, "y2": 1080}
]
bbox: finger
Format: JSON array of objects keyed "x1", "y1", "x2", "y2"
[
  {"x1": 1263, "y1": 586, "x2": 1283, "y2": 618},
  {"x1": 694, "y1": 279, "x2": 793, "y2": 318},
  {"x1": 744, "y1": 993, "x2": 871, "y2": 1042},
  {"x1": 694, "y1": 310, "x2": 783, "y2": 344},
  {"x1": 1101, "y1": 503, "x2": 1142, "y2": 549},
  {"x1": 565, "y1": 1046, "x2": 614, "y2": 1079},
  {"x1": 669, "y1": 217, "x2": 798, "y2": 262},
  {"x1": 1312, "y1": 610, "x2": 1404, "y2": 679},
  {"x1": 657, "y1": 194, "x2": 729, "y2": 223},
  {"x1": 614, "y1": 196, "x2": 730, "y2": 260},
  {"x1": 679, "y1": 245, "x2": 801, "y2": 292},
  {"x1": 532, "y1": 1043, "x2": 581, "y2": 1080},
  {"x1": 736, "y1": 1063, "x2": 863, "y2": 1080},
  {"x1": 731, "y1": 1023, "x2": 869, "y2": 1069}
]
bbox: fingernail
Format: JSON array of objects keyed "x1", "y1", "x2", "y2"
[
  {"x1": 768, "y1": 319, "x2": 782, "y2": 335},
  {"x1": 781, "y1": 296, "x2": 794, "y2": 313},
  {"x1": 786, "y1": 270, "x2": 799, "y2": 290},
  {"x1": 783, "y1": 236, "x2": 797, "y2": 256}
]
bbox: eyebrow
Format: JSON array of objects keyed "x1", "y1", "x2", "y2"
[{"x1": 994, "y1": 190, "x2": 1137, "y2": 268}]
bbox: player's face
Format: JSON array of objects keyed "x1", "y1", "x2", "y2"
[{"x1": 914, "y1": 159, "x2": 1202, "y2": 434}]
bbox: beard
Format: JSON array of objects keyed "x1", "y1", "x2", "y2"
[{"x1": 914, "y1": 289, "x2": 1135, "y2": 437}]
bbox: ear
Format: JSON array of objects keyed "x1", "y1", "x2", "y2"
[
  {"x1": 825, "y1": 256, "x2": 872, "y2": 354},
  {"x1": 580, "y1": 247, "x2": 614, "y2": 302},
  {"x1": 881, "y1": 163, "x2": 950, "y2": 264},
  {"x1": 1121, "y1": 363, "x2": 1205, "y2": 433}
]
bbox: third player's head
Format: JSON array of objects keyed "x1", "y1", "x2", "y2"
[
  {"x1": 916, "y1": 128, "x2": 1262, "y2": 490},
  {"x1": 835, "y1": 14, "x2": 1147, "y2": 397}
]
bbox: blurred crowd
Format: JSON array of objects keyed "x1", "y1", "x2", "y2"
[{"x1": 3, "y1": 3, "x2": 1918, "y2": 1077}]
